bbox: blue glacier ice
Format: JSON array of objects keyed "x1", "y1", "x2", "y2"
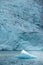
[
  {"x1": 0, "y1": 0, "x2": 43, "y2": 51},
  {"x1": 15, "y1": 50, "x2": 37, "y2": 59}
]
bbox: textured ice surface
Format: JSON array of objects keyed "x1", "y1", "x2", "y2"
[{"x1": 0, "y1": 0, "x2": 43, "y2": 50}]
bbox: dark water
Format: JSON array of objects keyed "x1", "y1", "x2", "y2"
[{"x1": 0, "y1": 51, "x2": 43, "y2": 65}]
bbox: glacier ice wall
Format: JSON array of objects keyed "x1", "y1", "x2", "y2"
[{"x1": 0, "y1": 0, "x2": 43, "y2": 50}]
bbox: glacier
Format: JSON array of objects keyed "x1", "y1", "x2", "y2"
[{"x1": 0, "y1": 0, "x2": 43, "y2": 51}]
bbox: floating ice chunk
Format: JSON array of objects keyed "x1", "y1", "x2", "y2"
[{"x1": 15, "y1": 50, "x2": 37, "y2": 59}]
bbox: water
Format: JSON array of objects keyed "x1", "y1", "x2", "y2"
[{"x1": 0, "y1": 51, "x2": 43, "y2": 65}]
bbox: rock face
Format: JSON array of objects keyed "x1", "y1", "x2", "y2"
[
  {"x1": 0, "y1": 0, "x2": 43, "y2": 50},
  {"x1": 15, "y1": 50, "x2": 37, "y2": 59}
]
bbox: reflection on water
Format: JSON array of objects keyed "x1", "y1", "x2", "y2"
[{"x1": 0, "y1": 51, "x2": 43, "y2": 65}]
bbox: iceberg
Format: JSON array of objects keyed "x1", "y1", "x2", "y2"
[{"x1": 15, "y1": 50, "x2": 37, "y2": 59}]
